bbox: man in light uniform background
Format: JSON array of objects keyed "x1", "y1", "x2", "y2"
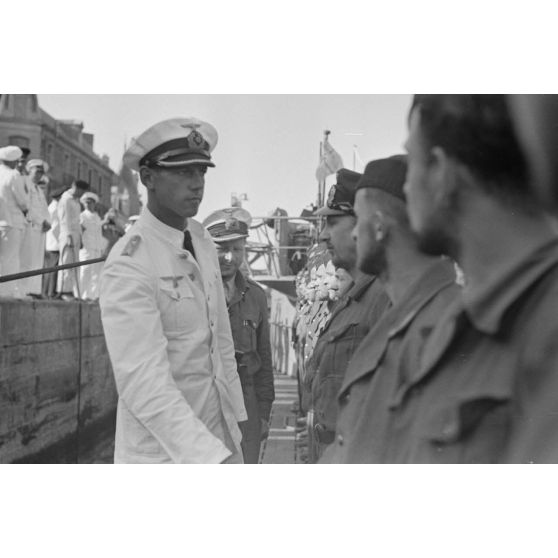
[
  {"x1": 57, "y1": 179, "x2": 89, "y2": 300},
  {"x1": 79, "y1": 191, "x2": 104, "y2": 301},
  {"x1": 20, "y1": 159, "x2": 51, "y2": 297},
  {"x1": 0, "y1": 145, "x2": 29, "y2": 297},
  {"x1": 100, "y1": 117, "x2": 247, "y2": 464}
]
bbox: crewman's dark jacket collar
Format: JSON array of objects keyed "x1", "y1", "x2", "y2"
[
  {"x1": 387, "y1": 259, "x2": 457, "y2": 339},
  {"x1": 463, "y1": 236, "x2": 558, "y2": 335}
]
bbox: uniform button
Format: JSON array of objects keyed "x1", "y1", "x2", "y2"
[
  {"x1": 210, "y1": 321, "x2": 214, "y2": 327},
  {"x1": 337, "y1": 434, "x2": 344, "y2": 446},
  {"x1": 210, "y1": 348, "x2": 214, "y2": 354}
]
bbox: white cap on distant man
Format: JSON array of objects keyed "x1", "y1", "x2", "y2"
[
  {"x1": 26, "y1": 159, "x2": 50, "y2": 173},
  {"x1": 80, "y1": 191, "x2": 99, "y2": 204},
  {"x1": 0, "y1": 145, "x2": 23, "y2": 162},
  {"x1": 123, "y1": 117, "x2": 218, "y2": 172}
]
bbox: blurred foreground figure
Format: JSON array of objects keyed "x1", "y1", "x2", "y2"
[
  {"x1": 321, "y1": 156, "x2": 460, "y2": 463},
  {"x1": 307, "y1": 169, "x2": 389, "y2": 461},
  {"x1": 402, "y1": 94, "x2": 558, "y2": 463},
  {"x1": 508, "y1": 94, "x2": 558, "y2": 212},
  {"x1": 204, "y1": 207, "x2": 275, "y2": 463},
  {"x1": 100, "y1": 118, "x2": 247, "y2": 464}
]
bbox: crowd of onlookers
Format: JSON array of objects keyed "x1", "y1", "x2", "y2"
[{"x1": 0, "y1": 145, "x2": 132, "y2": 301}]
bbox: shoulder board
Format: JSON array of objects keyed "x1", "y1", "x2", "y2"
[{"x1": 121, "y1": 234, "x2": 142, "y2": 257}]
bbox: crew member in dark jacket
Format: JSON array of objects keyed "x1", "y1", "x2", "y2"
[
  {"x1": 204, "y1": 207, "x2": 275, "y2": 463},
  {"x1": 307, "y1": 169, "x2": 390, "y2": 462}
]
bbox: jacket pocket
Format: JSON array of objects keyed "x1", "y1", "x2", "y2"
[
  {"x1": 158, "y1": 280, "x2": 195, "y2": 331},
  {"x1": 424, "y1": 394, "x2": 511, "y2": 462},
  {"x1": 323, "y1": 322, "x2": 368, "y2": 379}
]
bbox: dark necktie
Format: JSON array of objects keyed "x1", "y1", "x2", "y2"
[{"x1": 183, "y1": 229, "x2": 197, "y2": 260}]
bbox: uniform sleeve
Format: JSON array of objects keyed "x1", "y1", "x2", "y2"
[
  {"x1": 11, "y1": 174, "x2": 29, "y2": 213},
  {"x1": 254, "y1": 287, "x2": 275, "y2": 421},
  {"x1": 212, "y1": 253, "x2": 248, "y2": 422},
  {"x1": 100, "y1": 255, "x2": 232, "y2": 464},
  {"x1": 57, "y1": 196, "x2": 70, "y2": 241},
  {"x1": 506, "y1": 319, "x2": 558, "y2": 464}
]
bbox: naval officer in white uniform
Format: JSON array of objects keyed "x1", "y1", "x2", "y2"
[{"x1": 100, "y1": 117, "x2": 247, "y2": 464}]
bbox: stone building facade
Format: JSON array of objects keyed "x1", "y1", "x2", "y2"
[{"x1": 0, "y1": 94, "x2": 117, "y2": 207}]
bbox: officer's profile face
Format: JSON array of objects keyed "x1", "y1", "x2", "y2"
[
  {"x1": 353, "y1": 189, "x2": 387, "y2": 276},
  {"x1": 141, "y1": 163, "x2": 207, "y2": 223},
  {"x1": 216, "y1": 238, "x2": 246, "y2": 280},
  {"x1": 17, "y1": 158, "x2": 28, "y2": 173},
  {"x1": 404, "y1": 109, "x2": 457, "y2": 258},
  {"x1": 320, "y1": 215, "x2": 357, "y2": 272}
]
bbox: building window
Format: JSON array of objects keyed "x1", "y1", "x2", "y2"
[
  {"x1": 47, "y1": 143, "x2": 53, "y2": 165},
  {"x1": 77, "y1": 161, "x2": 82, "y2": 179},
  {"x1": 88, "y1": 169, "x2": 93, "y2": 186},
  {"x1": 64, "y1": 153, "x2": 70, "y2": 173}
]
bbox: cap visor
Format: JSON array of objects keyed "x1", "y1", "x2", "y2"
[
  {"x1": 212, "y1": 234, "x2": 249, "y2": 243},
  {"x1": 314, "y1": 206, "x2": 347, "y2": 216}
]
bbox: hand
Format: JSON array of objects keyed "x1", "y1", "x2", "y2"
[
  {"x1": 260, "y1": 418, "x2": 270, "y2": 441},
  {"x1": 42, "y1": 220, "x2": 51, "y2": 233}
]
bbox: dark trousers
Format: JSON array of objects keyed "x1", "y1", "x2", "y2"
[
  {"x1": 42, "y1": 251, "x2": 59, "y2": 298},
  {"x1": 239, "y1": 378, "x2": 262, "y2": 464}
]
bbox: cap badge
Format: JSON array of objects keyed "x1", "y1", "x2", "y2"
[{"x1": 225, "y1": 217, "x2": 238, "y2": 230}]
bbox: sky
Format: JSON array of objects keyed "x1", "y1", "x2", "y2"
[{"x1": 39, "y1": 94, "x2": 412, "y2": 221}]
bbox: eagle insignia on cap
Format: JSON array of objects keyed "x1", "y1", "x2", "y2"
[
  {"x1": 327, "y1": 185, "x2": 337, "y2": 206},
  {"x1": 225, "y1": 217, "x2": 238, "y2": 230},
  {"x1": 181, "y1": 122, "x2": 201, "y2": 130}
]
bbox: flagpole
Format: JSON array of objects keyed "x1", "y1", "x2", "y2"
[
  {"x1": 317, "y1": 139, "x2": 323, "y2": 207},
  {"x1": 321, "y1": 129, "x2": 330, "y2": 206}
]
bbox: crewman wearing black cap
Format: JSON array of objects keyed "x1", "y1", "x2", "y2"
[
  {"x1": 204, "y1": 207, "x2": 275, "y2": 464},
  {"x1": 100, "y1": 118, "x2": 247, "y2": 464},
  {"x1": 305, "y1": 168, "x2": 390, "y2": 462},
  {"x1": 320, "y1": 155, "x2": 461, "y2": 463}
]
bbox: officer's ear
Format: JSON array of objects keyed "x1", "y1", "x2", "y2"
[{"x1": 139, "y1": 166, "x2": 156, "y2": 191}]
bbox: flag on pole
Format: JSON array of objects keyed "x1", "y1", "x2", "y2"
[
  {"x1": 352, "y1": 144, "x2": 365, "y2": 171},
  {"x1": 316, "y1": 137, "x2": 344, "y2": 182}
]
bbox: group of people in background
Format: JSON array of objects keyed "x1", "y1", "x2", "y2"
[{"x1": 0, "y1": 145, "x2": 127, "y2": 301}]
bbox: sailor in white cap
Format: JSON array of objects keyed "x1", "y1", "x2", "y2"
[
  {"x1": 78, "y1": 191, "x2": 103, "y2": 301},
  {"x1": 19, "y1": 159, "x2": 52, "y2": 297},
  {"x1": 56, "y1": 179, "x2": 90, "y2": 300},
  {"x1": 0, "y1": 146, "x2": 30, "y2": 297},
  {"x1": 203, "y1": 207, "x2": 275, "y2": 464},
  {"x1": 100, "y1": 117, "x2": 247, "y2": 464}
]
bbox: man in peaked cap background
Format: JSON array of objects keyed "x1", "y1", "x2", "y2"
[
  {"x1": 0, "y1": 145, "x2": 30, "y2": 297},
  {"x1": 304, "y1": 168, "x2": 390, "y2": 462},
  {"x1": 320, "y1": 155, "x2": 461, "y2": 463},
  {"x1": 203, "y1": 207, "x2": 275, "y2": 464},
  {"x1": 100, "y1": 117, "x2": 247, "y2": 464}
]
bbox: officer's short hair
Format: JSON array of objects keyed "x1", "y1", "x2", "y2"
[
  {"x1": 410, "y1": 95, "x2": 530, "y2": 205},
  {"x1": 359, "y1": 187, "x2": 409, "y2": 228}
]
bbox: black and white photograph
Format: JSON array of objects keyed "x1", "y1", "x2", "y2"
[{"x1": 2, "y1": 2, "x2": 557, "y2": 556}]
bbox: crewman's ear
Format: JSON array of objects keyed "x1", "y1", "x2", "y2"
[
  {"x1": 373, "y1": 210, "x2": 386, "y2": 242},
  {"x1": 430, "y1": 146, "x2": 459, "y2": 208},
  {"x1": 139, "y1": 166, "x2": 156, "y2": 191}
]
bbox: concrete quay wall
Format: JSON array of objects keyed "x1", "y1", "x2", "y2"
[{"x1": 0, "y1": 298, "x2": 117, "y2": 463}]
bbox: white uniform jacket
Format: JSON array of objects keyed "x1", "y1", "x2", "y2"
[
  {"x1": 26, "y1": 178, "x2": 50, "y2": 227},
  {"x1": 100, "y1": 209, "x2": 247, "y2": 464},
  {"x1": 57, "y1": 190, "x2": 81, "y2": 246},
  {"x1": 0, "y1": 166, "x2": 29, "y2": 229}
]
